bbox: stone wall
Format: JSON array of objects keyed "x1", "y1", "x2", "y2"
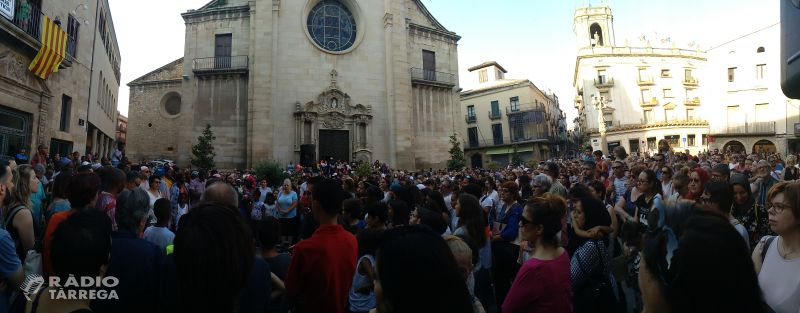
[{"x1": 126, "y1": 82, "x2": 182, "y2": 162}]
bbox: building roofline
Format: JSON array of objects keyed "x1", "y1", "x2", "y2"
[
  {"x1": 467, "y1": 61, "x2": 508, "y2": 73},
  {"x1": 128, "y1": 57, "x2": 184, "y2": 86}
]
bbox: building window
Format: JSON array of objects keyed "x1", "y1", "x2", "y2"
[
  {"x1": 661, "y1": 69, "x2": 671, "y2": 77},
  {"x1": 644, "y1": 110, "x2": 654, "y2": 124},
  {"x1": 600, "y1": 91, "x2": 610, "y2": 102},
  {"x1": 663, "y1": 88, "x2": 673, "y2": 98},
  {"x1": 603, "y1": 113, "x2": 613, "y2": 127},
  {"x1": 214, "y1": 34, "x2": 232, "y2": 68},
  {"x1": 757, "y1": 47, "x2": 765, "y2": 53},
  {"x1": 66, "y1": 15, "x2": 79, "y2": 57},
  {"x1": 510, "y1": 96, "x2": 519, "y2": 112},
  {"x1": 479, "y1": 69, "x2": 488, "y2": 83},
  {"x1": 685, "y1": 68, "x2": 693, "y2": 80},
  {"x1": 307, "y1": 0, "x2": 357, "y2": 52},
  {"x1": 702, "y1": 134, "x2": 708, "y2": 145},
  {"x1": 60, "y1": 95, "x2": 71, "y2": 132},
  {"x1": 423, "y1": 50, "x2": 436, "y2": 80},
  {"x1": 688, "y1": 134, "x2": 696, "y2": 146},
  {"x1": 647, "y1": 137, "x2": 656, "y2": 151},
  {"x1": 755, "y1": 103, "x2": 768, "y2": 123},
  {"x1": 597, "y1": 69, "x2": 607, "y2": 84},
  {"x1": 162, "y1": 93, "x2": 182, "y2": 117},
  {"x1": 638, "y1": 68, "x2": 648, "y2": 81},
  {"x1": 686, "y1": 108, "x2": 696, "y2": 120},
  {"x1": 490, "y1": 101, "x2": 500, "y2": 117},
  {"x1": 728, "y1": 67, "x2": 736, "y2": 82},
  {"x1": 467, "y1": 105, "x2": 475, "y2": 119},
  {"x1": 756, "y1": 64, "x2": 766, "y2": 80},
  {"x1": 492, "y1": 124, "x2": 503, "y2": 145},
  {"x1": 468, "y1": 127, "x2": 479, "y2": 147},
  {"x1": 665, "y1": 135, "x2": 679, "y2": 148},
  {"x1": 495, "y1": 68, "x2": 504, "y2": 80},
  {"x1": 665, "y1": 108, "x2": 675, "y2": 121}
]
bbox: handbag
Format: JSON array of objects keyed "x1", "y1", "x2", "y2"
[{"x1": 573, "y1": 240, "x2": 616, "y2": 313}]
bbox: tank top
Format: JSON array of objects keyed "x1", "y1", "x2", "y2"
[
  {"x1": 759, "y1": 237, "x2": 800, "y2": 313},
  {"x1": 348, "y1": 254, "x2": 377, "y2": 312}
]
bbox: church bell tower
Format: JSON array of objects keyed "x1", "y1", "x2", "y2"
[{"x1": 573, "y1": 4, "x2": 616, "y2": 49}]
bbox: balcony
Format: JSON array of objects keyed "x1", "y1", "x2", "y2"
[
  {"x1": 594, "y1": 77, "x2": 614, "y2": 88},
  {"x1": 710, "y1": 121, "x2": 776, "y2": 136},
  {"x1": 465, "y1": 114, "x2": 476, "y2": 123},
  {"x1": 683, "y1": 77, "x2": 699, "y2": 87},
  {"x1": 465, "y1": 136, "x2": 551, "y2": 149},
  {"x1": 506, "y1": 102, "x2": 545, "y2": 115},
  {"x1": 192, "y1": 56, "x2": 249, "y2": 76},
  {"x1": 6, "y1": 0, "x2": 43, "y2": 47},
  {"x1": 640, "y1": 97, "x2": 659, "y2": 107},
  {"x1": 637, "y1": 76, "x2": 655, "y2": 86},
  {"x1": 411, "y1": 68, "x2": 456, "y2": 88},
  {"x1": 488, "y1": 110, "x2": 501, "y2": 120},
  {"x1": 684, "y1": 97, "x2": 701, "y2": 106}
]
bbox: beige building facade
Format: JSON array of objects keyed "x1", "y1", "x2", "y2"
[
  {"x1": 461, "y1": 62, "x2": 567, "y2": 167},
  {"x1": 705, "y1": 23, "x2": 800, "y2": 155},
  {"x1": 127, "y1": 0, "x2": 461, "y2": 170},
  {"x1": 573, "y1": 5, "x2": 709, "y2": 156},
  {"x1": 0, "y1": 0, "x2": 120, "y2": 160}
]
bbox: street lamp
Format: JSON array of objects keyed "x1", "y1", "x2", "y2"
[
  {"x1": 70, "y1": 3, "x2": 90, "y2": 25},
  {"x1": 591, "y1": 94, "x2": 609, "y2": 154}
]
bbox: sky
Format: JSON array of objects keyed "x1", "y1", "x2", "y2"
[{"x1": 109, "y1": 0, "x2": 777, "y2": 127}]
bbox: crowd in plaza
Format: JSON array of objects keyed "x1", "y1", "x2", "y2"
[{"x1": 0, "y1": 139, "x2": 796, "y2": 313}]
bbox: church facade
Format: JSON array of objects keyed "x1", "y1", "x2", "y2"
[{"x1": 126, "y1": 0, "x2": 461, "y2": 170}]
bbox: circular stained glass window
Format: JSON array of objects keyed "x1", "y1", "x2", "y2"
[
  {"x1": 164, "y1": 94, "x2": 181, "y2": 116},
  {"x1": 307, "y1": 1, "x2": 357, "y2": 52}
]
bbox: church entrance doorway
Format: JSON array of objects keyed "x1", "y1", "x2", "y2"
[{"x1": 319, "y1": 130, "x2": 350, "y2": 162}]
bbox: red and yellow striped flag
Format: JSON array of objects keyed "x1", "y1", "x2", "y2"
[{"x1": 28, "y1": 16, "x2": 67, "y2": 80}]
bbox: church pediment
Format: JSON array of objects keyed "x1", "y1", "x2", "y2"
[
  {"x1": 128, "y1": 58, "x2": 184, "y2": 86},
  {"x1": 409, "y1": 0, "x2": 454, "y2": 33}
]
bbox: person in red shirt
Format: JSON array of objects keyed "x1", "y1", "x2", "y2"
[{"x1": 285, "y1": 178, "x2": 357, "y2": 313}]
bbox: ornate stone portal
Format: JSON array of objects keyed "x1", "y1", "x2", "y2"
[{"x1": 294, "y1": 70, "x2": 373, "y2": 162}]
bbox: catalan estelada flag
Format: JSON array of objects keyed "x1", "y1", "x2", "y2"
[{"x1": 28, "y1": 16, "x2": 67, "y2": 80}]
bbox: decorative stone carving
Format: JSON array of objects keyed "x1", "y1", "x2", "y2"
[
  {"x1": 323, "y1": 113, "x2": 345, "y2": 129},
  {"x1": 354, "y1": 150, "x2": 372, "y2": 163}
]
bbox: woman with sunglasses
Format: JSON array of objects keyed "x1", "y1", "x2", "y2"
[
  {"x1": 640, "y1": 209, "x2": 766, "y2": 313},
  {"x1": 686, "y1": 167, "x2": 709, "y2": 201},
  {"x1": 753, "y1": 181, "x2": 800, "y2": 313},
  {"x1": 490, "y1": 181, "x2": 523, "y2": 307},
  {"x1": 630, "y1": 169, "x2": 662, "y2": 229},
  {"x1": 660, "y1": 166, "x2": 674, "y2": 198},
  {"x1": 503, "y1": 194, "x2": 570, "y2": 313}
]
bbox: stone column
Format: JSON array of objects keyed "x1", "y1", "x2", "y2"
[{"x1": 91, "y1": 128, "x2": 99, "y2": 157}]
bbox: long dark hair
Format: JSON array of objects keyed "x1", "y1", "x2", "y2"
[
  {"x1": 456, "y1": 193, "x2": 487, "y2": 248},
  {"x1": 642, "y1": 211, "x2": 765, "y2": 313},
  {"x1": 641, "y1": 169, "x2": 663, "y2": 197},
  {"x1": 174, "y1": 202, "x2": 254, "y2": 313},
  {"x1": 376, "y1": 226, "x2": 473, "y2": 313}
]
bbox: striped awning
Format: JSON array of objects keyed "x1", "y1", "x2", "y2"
[{"x1": 28, "y1": 15, "x2": 67, "y2": 79}]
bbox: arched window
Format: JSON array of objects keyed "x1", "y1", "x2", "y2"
[
  {"x1": 589, "y1": 23, "x2": 604, "y2": 46},
  {"x1": 757, "y1": 47, "x2": 765, "y2": 53}
]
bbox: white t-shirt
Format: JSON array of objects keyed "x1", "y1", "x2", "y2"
[{"x1": 759, "y1": 236, "x2": 800, "y2": 313}]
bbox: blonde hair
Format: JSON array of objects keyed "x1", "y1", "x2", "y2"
[{"x1": 443, "y1": 235, "x2": 473, "y2": 271}]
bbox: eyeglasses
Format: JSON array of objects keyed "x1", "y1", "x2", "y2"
[
  {"x1": 690, "y1": 178, "x2": 701, "y2": 183},
  {"x1": 770, "y1": 202, "x2": 790, "y2": 214}
]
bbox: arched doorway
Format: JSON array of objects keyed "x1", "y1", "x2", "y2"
[
  {"x1": 752, "y1": 140, "x2": 777, "y2": 155},
  {"x1": 471, "y1": 154, "x2": 483, "y2": 168},
  {"x1": 722, "y1": 140, "x2": 746, "y2": 154}
]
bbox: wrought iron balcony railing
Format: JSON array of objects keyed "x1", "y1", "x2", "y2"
[
  {"x1": 410, "y1": 68, "x2": 456, "y2": 87},
  {"x1": 193, "y1": 56, "x2": 249, "y2": 75}
]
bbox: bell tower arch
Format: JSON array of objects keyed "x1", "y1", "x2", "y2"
[{"x1": 574, "y1": 5, "x2": 616, "y2": 48}]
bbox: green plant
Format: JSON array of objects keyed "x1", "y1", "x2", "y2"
[
  {"x1": 487, "y1": 161, "x2": 501, "y2": 171},
  {"x1": 447, "y1": 133, "x2": 466, "y2": 171},
  {"x1": 191, "y1": 124, "x2": 216, "y2": 169},
  {"x1": 511, "y1": 144, "x2": 522, "y2": 166},
  {"x1": 354, "y1": 162, "x2": 372, "y2": 177},
  {"x1": 254, "y1": 159, "x2": 288, "y2": 188}
]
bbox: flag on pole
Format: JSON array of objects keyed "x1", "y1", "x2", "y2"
[{"x1": 28, "y1": 16, "x2": 67, "y2": 79}]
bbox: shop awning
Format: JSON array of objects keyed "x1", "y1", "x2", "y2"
[{"x1": 485, "y1": 146, "x2": 534, "y2": 155}]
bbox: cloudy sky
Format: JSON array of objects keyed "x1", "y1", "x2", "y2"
[{"x1": 109, "y1": 0, "x2": 777, "y2": 126}]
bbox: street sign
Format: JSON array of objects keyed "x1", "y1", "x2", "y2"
[{"x1": 0, "y1": 0, "x2": 13, "y2": 21}]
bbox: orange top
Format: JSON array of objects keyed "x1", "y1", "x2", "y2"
[{"x1": 43, "y1": 211, "x2": 74, "y2": 278}]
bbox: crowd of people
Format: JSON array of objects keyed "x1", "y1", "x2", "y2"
[{"x1": 0, "y1": 139, "x2": 797, "y2": 313}]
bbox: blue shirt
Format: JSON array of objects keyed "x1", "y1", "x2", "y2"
[
  {"x1": 91, "y1": 231, "x2": 164, "y2": 313},
  {"x1": 0, "y1": 229, "x2": 19, "y2": 313},
  {"x1": 30, "y1": 182, "x2": 45, "y2": 231},
  {"x1": 143, "y1": 226, "x2": 175, "y2": 252},
  {"x1": 276, "y1": 191, "x2": 298, "y2": 219}
]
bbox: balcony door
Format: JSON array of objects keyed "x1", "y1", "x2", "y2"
[
  {"x1": 422, "y1": 50, "x2": 436, "y2": 81},
  {"x1": 215, "y1": 34, "x2": 232, "y2": 69}
]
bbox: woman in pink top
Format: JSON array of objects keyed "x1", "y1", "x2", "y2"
[{"x1": 503, "y1": 194, "x2": 572, "y2": 313}]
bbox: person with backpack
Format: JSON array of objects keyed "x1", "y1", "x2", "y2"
[{"x1": 753, "y1": 181, "x2": 800, "y2": 313}]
